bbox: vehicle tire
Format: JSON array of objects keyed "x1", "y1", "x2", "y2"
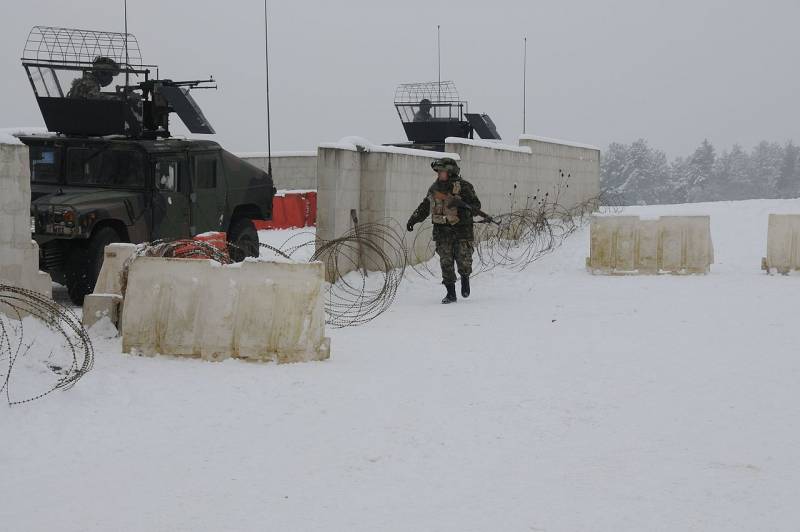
[
  {"x1": 228, "y1": 218, "x2": 259, "y2": 262},
  {"x1": 65, "y1": 227, "x2": 121, "y2": 306}
]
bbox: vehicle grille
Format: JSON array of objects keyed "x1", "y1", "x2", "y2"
[{"x1": 39, "y1": 241, "x2": 68, "y2": 272}]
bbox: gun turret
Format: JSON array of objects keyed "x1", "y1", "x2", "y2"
[{"x1": 21, "y1": 26, "x2": 217, "y2": 139}]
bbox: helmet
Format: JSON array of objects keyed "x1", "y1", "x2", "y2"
[
  {"x1": 91, "y1": 56, "x2": 120, "y2": 87},
  {"x1": 431, "y1": 157, "x2": 460, "y2": 177}
]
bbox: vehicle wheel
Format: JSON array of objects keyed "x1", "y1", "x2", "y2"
[
  {"x1": 65, "y1": 227, "x2": 120, "y2": 306},
  {"x1": 228, "y1": 218, "x2": 259, "y2": 262}
]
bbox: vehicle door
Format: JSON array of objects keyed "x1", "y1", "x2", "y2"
[
  {"x1": 189, "y1": 151, "x2": 225, "y2": 235},
  {"x1": 152, "y1": 155, "x2": 191, "y2": 239}
]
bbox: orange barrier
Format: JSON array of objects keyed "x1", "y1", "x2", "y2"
[{"x1": 254, "y1": 192, "x2": 317, "y2": 230}]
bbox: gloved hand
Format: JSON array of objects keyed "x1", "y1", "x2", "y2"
[{"x1": 406, "y1": 220, "x2": 415, "y2": 232}]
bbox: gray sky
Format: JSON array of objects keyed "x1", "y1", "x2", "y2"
[{"x1": 2, "y1": 0, "x2": 799, "y2": 157}]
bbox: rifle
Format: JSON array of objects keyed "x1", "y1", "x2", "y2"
[{"x1": 448, "y1": 197, "x2": 500, "y2": 225}]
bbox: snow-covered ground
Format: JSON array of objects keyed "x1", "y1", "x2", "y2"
[{"x1": 3, "y1": 199, "x2": 800, "y2": 531}]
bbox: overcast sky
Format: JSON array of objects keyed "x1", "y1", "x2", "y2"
[{"x1": 2, "y1": 0, "x2": 799, "y2": 157}]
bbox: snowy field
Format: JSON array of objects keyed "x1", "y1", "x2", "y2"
[{"x1": 3, "y1": 199, "x2": 800, "y2": 531}]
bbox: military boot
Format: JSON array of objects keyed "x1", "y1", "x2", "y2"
[
  {"x1": 460, "y1": 276, "x2": 470, "y2": 298},
  {"x1": 442, "y1": 283, "x2": 457, "y2": 304}
]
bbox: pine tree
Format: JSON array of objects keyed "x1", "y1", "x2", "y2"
[
  {"x1": 777, "y1": 141, "x2": 800, "y2": 198},
  {"x1": 686, "y1": 139, "x2": 716, "y2": 202},
  {"x1": 749, "y1": 141, "x2": 783, "y2": 199}
]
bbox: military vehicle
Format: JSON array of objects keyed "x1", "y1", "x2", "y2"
[
  {"x1": 391, "y1": 81, "x2": 502, "y2": 151},
  {"x1": 20, "y1": 26, "x2": 274, "y2": 304}
]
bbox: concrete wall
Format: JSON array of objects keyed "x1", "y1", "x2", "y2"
[
  {"x1": 446, "y1": 136, "x2": 601, "y2": 214},
  {"x1": 237, "y1": 152, "x2": 317, "y2": 191},
  {"x1": 314, "y1": 136, "x2": 601, "y2": 276},
  {"x1": 0, "y1": 142, "x2": 50, "y2": 310}
]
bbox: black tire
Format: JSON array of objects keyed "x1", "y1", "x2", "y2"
[
  {"x1": 65, "y1": 227, "x2": 121, "y2": 306},
  {"x1": 227, "y1": 218, "x2": 259, "y2": 262}
]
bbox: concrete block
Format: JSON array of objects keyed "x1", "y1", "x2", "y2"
[
  {"x1": 121, "y1": 258, "x2": 330, "y2": 363},
  {"x1": 83, "y1": 293, "x2": 122, "y2": 330},
  {"x1": 0, "y1": 143, "x2": 52, "y2": 310},
  {"x1": 587, "y1": 215, "x2": 713, "y2": 275},
  {"x1": 94, "y1": 243, "x2": 139, "y2": 297},
  {"x1": 762, "y1": 214, "x2": 800, "y2": 273}
]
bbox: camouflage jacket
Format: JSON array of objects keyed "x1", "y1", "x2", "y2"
[
  {"x1": 408, "y1": 177, "x2": 481, "y2": 241},
  {"x1": 68, "y1": 74, "x2": 102, "y2": 99}
]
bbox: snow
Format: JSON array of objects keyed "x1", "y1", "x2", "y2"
[
  {"x1": 235, "y1": 150, "x2": 317, "y2": 158},
  {"x1": 319, "y1": 136, "x2": 459, "y2": 159},
  {"x1": 3, "y1": 199, "x2": 800, "y2": 531},
  {"x1": 0, "y1": 127, "x2": 49, "y2": 145},
  {"x1": 445, "y1": 136, "x2": 532, "y2": 154},
  {"x1": 520, "y1": 134, "x2": 601, "y2": 151}
]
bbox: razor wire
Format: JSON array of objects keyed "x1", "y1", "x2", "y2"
[
  {"x1": 0, "y1": 285, "x2": 94, "y2": 406},
  {"x1": 127, "y1": 184, "x2": 620, "y2": 328}
]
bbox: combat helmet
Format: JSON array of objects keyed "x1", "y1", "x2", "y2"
[
  {"x1": 91, "y1": 56, "x2": 120, "y2": 87},
  {"x1": 431, "y1": 157, "x2": 460, "y2": 177}
]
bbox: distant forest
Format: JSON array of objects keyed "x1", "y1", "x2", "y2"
[{"x1": 600, "y1": 139, "x2": 800, "y2": 205}]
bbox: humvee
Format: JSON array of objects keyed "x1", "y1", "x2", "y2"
[{"x1": 20, "y1": 26, "x2": 274, "y2": 304}]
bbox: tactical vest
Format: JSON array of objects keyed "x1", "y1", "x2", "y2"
[{"x1": 429, "y1": 181, "x2": 461, "y2": 225}]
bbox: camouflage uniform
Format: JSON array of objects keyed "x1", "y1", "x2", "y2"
[
  {"x1": 408, "y1": 160, "x2": 481, "y2": 286},
  {"x1": 67, "y1": 73, "x2": 102, "y2": 99},
  {"x1": 67, "y1": 57, "x2": 119, "y2": 99}
]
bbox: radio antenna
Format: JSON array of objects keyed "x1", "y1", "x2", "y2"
[
  {"x1": 264, "y1": 0, "x2": 273, "y2": 178},
  {"x1": 437, "y1": 25, "x2": 441, "y2": 106},
  {"x1": 523, "y1": 36, "x2": 527, "y2": 134},
  {"x1": 124, "y1": 0, "x2": 129, "y2": 89}
]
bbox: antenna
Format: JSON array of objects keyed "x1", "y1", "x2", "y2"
[
  {"x1": 263, "y1": 0, "x2": 272, "y2": 178},
  {"x1": 437, "y1": 25, "x2": 441, "y2": 108},
  {"x1": 124, "y1": 0, "x2": 129, "y2": 89},
  {"x1": 523, "y1": 36, "x2": 527, "y2": 134}
]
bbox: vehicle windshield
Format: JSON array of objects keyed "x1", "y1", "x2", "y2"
[
  {"x1": 30, "y1": 146, "x2": 60, "y2": 183},
  {"x1": 66, "y1": 147, "x2": 145, "y2": 188}
]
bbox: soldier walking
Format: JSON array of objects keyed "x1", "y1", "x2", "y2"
[{"x1": 407, "y1": 157, "x2": 482, "y2": 304}]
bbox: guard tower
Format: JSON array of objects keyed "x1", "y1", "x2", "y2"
[
  {"x1": 393, "y1": 81, "x2": 501, "y2": 150},
  {"x1": 21, "y1": 26, "x2": 216, "y2": 139}
]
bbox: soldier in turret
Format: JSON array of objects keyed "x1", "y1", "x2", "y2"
[
  {"x1": 67, "y1": 56, "x2": 120, "y2": 99},
  {"x1": 407, "y1": 157, "x2": 482, "y2": 304}
]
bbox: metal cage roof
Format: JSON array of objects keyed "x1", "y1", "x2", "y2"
[
  {"x1": 22, "y1": 26, "x2": 143, "y2": 68},
  {"x1": 394, "y1": 81, "x2": 462, "y2": 104}
]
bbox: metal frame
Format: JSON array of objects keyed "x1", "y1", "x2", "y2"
[
  {"x1": 393, "y1": 81, "x2": 468, "y2": 123},
  {"x1": 21, "y1": 26, "x2": 156, "y2": 98}
]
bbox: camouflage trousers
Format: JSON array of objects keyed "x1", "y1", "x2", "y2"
[{"x1": 435, "y1": 235, "x2": 474, "y2": 285}]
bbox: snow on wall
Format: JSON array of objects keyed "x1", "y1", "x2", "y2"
[
  {"x1": 0, "y1": 127, "x2": 49, "y2": 145},
  {"x1": 0, "y1": 143, "x2": 51, "y2": 313}
]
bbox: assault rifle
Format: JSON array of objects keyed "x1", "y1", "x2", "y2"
[{"x1": 448, "y1": 197, "x2": 500, "y2": 225}]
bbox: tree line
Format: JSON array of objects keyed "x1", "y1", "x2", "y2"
[{"x1": 601, "y1": 139, "x2": 800, "y2": 205}]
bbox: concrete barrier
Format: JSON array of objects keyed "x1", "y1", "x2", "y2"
[
  {"x1": 762, "y1": 214, "x2": 800, "y2": 274},
  {"x1": 237, "y1": 151, "x2": 318, "y2": 191},
  {"x1": 0, "y1": 142, "x2": 51, "y2": 316},
  {"x1": 587, "y1": 215, "x2": 714, "y2": 274},
  {"x1": 121, "y1": 257, "x2": 330, "y2": 363},
  {"x1": 81, "y1": 242, "x2": 138, "y2": 329}
]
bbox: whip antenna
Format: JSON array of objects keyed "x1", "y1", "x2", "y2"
[{"x1": 264, "y1": 0, "x2": 272, "y2": 178}]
